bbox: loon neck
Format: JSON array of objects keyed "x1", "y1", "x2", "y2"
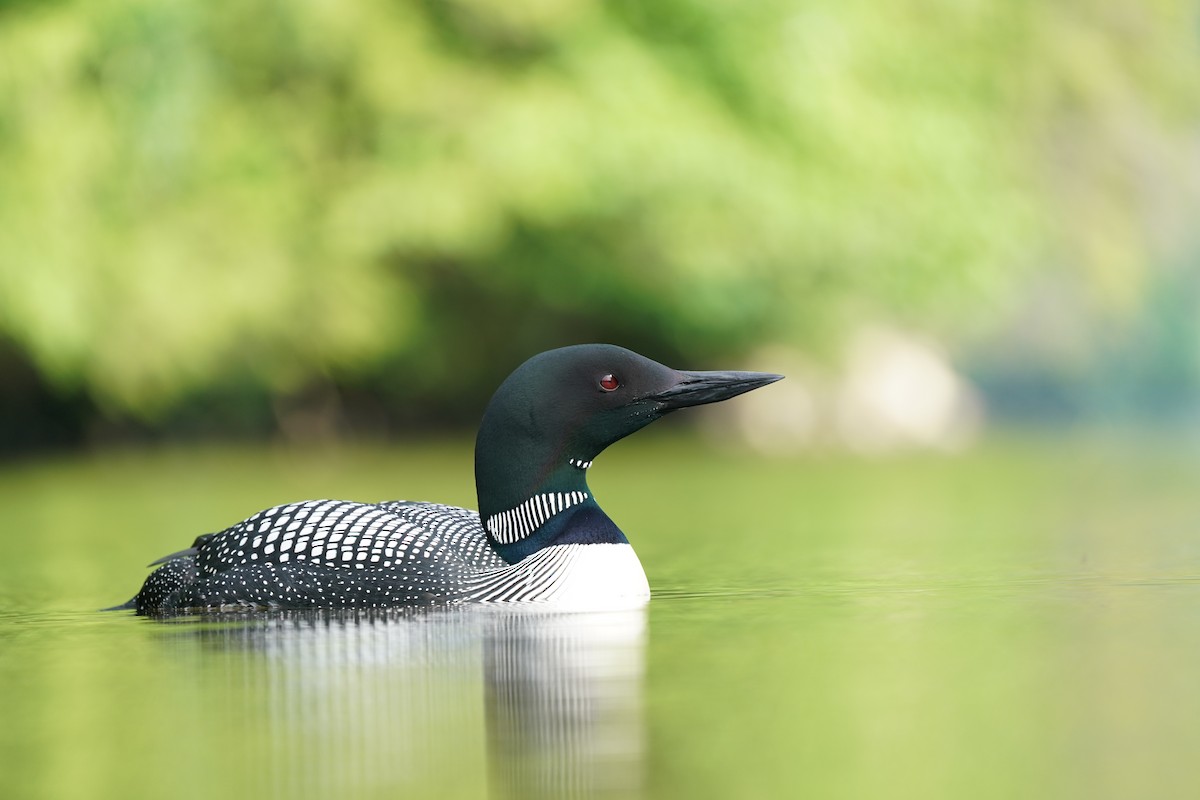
[
  {"x1": 476, "y1": 455, "x2": 626, "y2": 563},
  {"x1": 489, "y1": 499, "x2": 629, "y2": 563}
]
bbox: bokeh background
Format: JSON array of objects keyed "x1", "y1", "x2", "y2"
[
  {"x1": 4, "y1": 4, "x2": 1200, "y2": 800},
  {"x1": 2, "y1": 0, "x2": 1198, "y2": 451}
]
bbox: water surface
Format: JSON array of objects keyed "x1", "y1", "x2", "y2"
[{"x1": 2, "y1": 434, "x2": 1199, "y2": 799}]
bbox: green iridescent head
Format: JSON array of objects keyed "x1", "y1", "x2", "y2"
[{"x1": 474, "y1": 344, "x2": 782, "y2": 561}]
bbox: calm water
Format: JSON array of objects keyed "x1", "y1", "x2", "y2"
[{"x1": 2, "y1": 433, "x2": 1200, "y2": 799}]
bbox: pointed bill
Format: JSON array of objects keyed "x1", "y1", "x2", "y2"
[{"x1": 650, "y1": 370, "x2": 783, "y2": 410}]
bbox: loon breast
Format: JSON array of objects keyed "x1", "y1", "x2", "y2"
[{"x1": 461, "y1": 543, "x2": 649, "y2": 610}]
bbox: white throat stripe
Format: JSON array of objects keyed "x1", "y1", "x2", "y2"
[{"x1": 485, "y1": 491, "x2": 590, "y2": 544}]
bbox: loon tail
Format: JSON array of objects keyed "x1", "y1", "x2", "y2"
[
  {"x1": 104, "y1": 532, "x2": 211, "y2": 613},
  {"x1": 145, "y1": 532, "x2": 213, "y2": 567},
  {"x1": 147, "y1": 546, "x2": 197, "y2": 566}
]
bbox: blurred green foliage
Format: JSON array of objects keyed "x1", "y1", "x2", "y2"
[{"x1": 0, "y1": 0, "x2": 1196, "y2": 434}]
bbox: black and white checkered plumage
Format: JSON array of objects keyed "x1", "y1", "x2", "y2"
[{"x1": 131, "y1": 499, "x2": 620, "y2": 612}]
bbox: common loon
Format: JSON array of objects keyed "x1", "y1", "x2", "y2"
[{"x1": 116, "y1": 344, "x2": 781, "y2": 614}]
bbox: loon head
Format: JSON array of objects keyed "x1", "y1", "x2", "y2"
[{"x1": 475, "y1": 344, "x2": 782, "y2": 562}]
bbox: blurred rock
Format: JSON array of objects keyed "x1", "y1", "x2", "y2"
[{"x1": 703, "y1": 328, "x2": 984, "y2": 454}]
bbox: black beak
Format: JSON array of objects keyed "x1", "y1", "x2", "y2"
[{"x1": 651, "y1": 370, "x2": 783, "y2": 410}]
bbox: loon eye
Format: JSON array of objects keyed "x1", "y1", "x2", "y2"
[{"x1": 599, "y1": 373, "x2": 620, "y2": 392}]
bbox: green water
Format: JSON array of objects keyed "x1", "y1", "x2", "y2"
[{"x1": 2, "y1": 434, "x2": 1200, "y2": 799}]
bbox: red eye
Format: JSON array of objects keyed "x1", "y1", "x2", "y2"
[{"x1": 599, "y1": 374, "x2": 620, "y2": 392}]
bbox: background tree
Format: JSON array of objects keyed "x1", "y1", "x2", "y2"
[{"x1": 0, "y1": 0, "x2": 1196, "y2": 444}]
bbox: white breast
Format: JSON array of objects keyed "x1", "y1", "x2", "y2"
[{"x1": 463, "y1": 543, "x2": 650, "y2": 611}]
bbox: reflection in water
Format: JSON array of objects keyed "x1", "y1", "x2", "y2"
[
  {"x1": 157, "y1": 607, "x2": 646, "y2": 799},
  {"x1": 485, "y1": 612, "x2": 645, "y2": 799}
]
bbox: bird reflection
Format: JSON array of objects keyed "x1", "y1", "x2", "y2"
[
  {"x1": 484, "y1": 612, "x2": 645, "y2": 799},
  {"x1": 151, "y1": 607, "x2": 646, "y2": 800}
]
